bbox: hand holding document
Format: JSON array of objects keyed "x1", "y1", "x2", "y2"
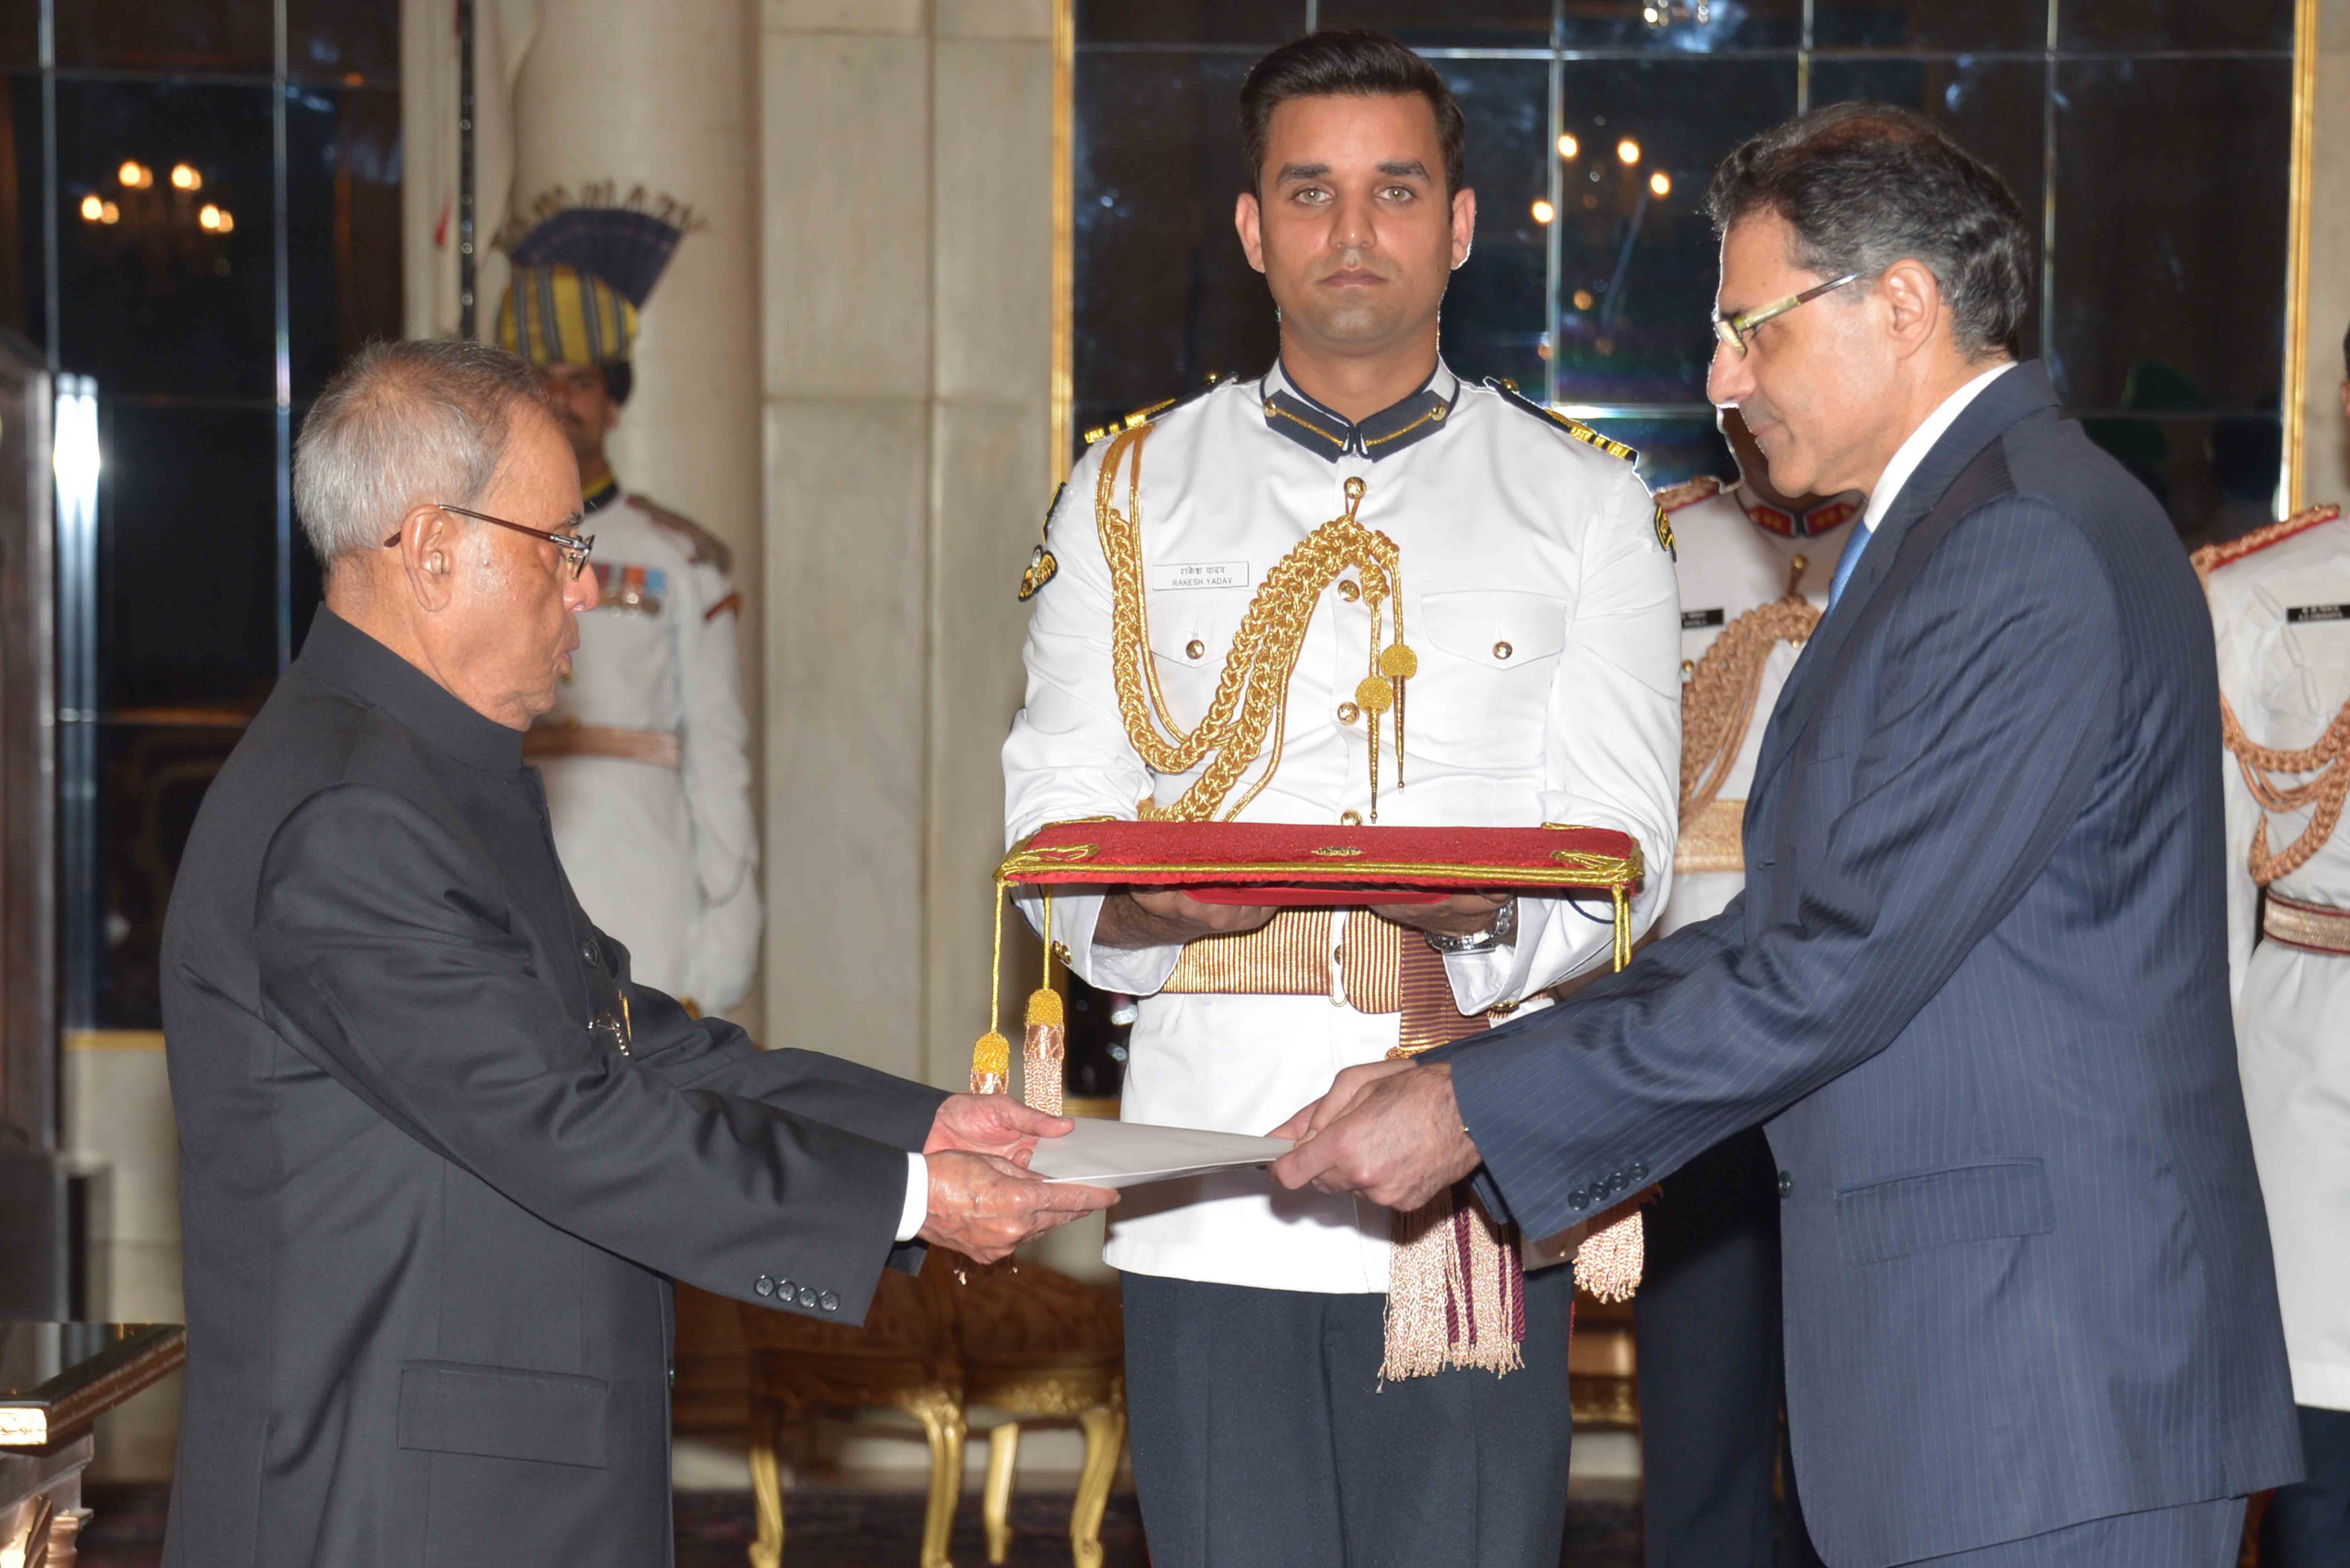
[{"x1": 1026, "y1": 1118, "x2": 1294, "y2": 1189}]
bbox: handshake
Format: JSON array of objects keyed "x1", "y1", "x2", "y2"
[{"x1": 917, "y1": 1094, "x2": 1118, "y2": 1263}]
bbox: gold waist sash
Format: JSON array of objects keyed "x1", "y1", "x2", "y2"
[
  {"x1": 1162, "y1": 910, "x2": 1402, "y2": 1015},
  {"x1": 1675, "y1": 797, "x2": 1745, "y2": 875},
  {"x1": 523, "y1": 724, "x2": 681, "y2": 769},
  {"x1": 2264, "y1": 892, "x2": 2350, "y2": 955}
]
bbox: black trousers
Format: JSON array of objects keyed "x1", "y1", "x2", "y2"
[
  {"x1": 1634, "y1": 1125, "x2": 1824, "y2": 1568},
  {"x1": 1121, "y1": 1264, "x2": 1574, "y2": 1568},
  {"x1": 2264, "y1": 1405, "x2": 2350, "y2": 1566}
]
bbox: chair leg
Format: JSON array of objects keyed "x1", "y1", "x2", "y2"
[
  {"x1": 746, "y1": 1400, "x2": 788, "y2": 1568},
  {"x1": 1070, "y1": 1390, "x2": 1126, "y2": 1568},
  {"x1": 982, "y1": 1423, "x2": 1021, "y2": 1564},
  {"x1": 901, "y1": 1384, "x2": 968, "y2": 1568}
]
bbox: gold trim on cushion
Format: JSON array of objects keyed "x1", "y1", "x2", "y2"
[{"x1": 1675, "y1": 797, "x2": 1745, "y2": 875}]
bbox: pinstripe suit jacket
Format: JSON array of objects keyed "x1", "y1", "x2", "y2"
[{"x1": 1445, "y1": 363, "x2": 2301, "y2": 1565}]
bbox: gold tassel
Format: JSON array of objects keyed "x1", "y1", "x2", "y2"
[
  {"x1": 1022, "y1": 892, "x2": 1066, "y2": 1113},
  {"x1": 971, "y1": 881, "x2": 1011, "y2": 1094}
]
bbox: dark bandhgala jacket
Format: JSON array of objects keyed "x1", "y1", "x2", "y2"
[
  {"x1": 159, "y1": 609, "x2": 946, "y2": 1567},
  {"x1": 1444, "y1": 363, "x2": 2302, "y2": 1565}
]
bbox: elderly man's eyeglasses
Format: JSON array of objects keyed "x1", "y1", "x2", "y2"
[
  {"x1": 383, "y1": 504, "x2": 595, "y2": 579},
  {"x1": 1711, "y1": 273, "x2": 1861, "y2": 357}
]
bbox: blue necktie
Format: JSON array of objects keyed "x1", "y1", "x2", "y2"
[{"x1": 1828, "y1": 521, "x2": 1874, "y2": 609}]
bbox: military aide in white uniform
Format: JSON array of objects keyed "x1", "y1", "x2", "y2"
[
  {"x1": 533, "y1": 478, "x2": 761, "y2": 1014},
  {"x1": 1639, "y1": 447, "x2": 1855, "y2": 1568},
  {"x1": 2199, "y1": 504, "x2": 2350, "y2": 1567},
  {"x1": 1004, "y1": 361, "x2": 1679, "y2": 1294}
]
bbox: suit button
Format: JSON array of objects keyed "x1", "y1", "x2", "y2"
[
  {"x1": 755, "y1": 1275, "x2": 775, "y2": 1296},
  {"x1": 1630, "y1": 1161, "x2": 1648, "y2": 1181},
  {"x1": 777, "y1": 1278, "x2": 793, "y2": 1298},
  {"x1": 1608, "y1": 1171, "x2": 1626, "y2": 1194},
  {"x1": 798, "y1": 1287, "x2": 817, "y2": 1308},
  {"x1": 1185, "y1": 639, "x2": 1205, "y2": 660},
  {"x1": 1493, "y1": 641, "x2": 1513, "y2": 661},
  {"x1": 579, "y1": 940, "x2": 597, "y2": 962},
  {"x1": 820, "y1": 1292, "x2": 840, "y2": 1313},
  {"x1": 1569, "y1": 1188, "x2": 1588, "y2": 1210},
  {"x1": 1777, "y1": 1170, "x2": 1794, "y2": 1199},
  {"x1": 1337, "y1": 701, "x2": 1360, "y2": 724}
]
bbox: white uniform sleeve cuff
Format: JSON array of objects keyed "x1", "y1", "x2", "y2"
[{"x1": 897, "y1": 1151, "x2": 929, "y2": 1242}]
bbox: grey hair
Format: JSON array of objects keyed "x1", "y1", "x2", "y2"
[
  {"x1": 292, "y1": 339, "x2": 548, "y2": 571},
  {"x1": 1706, "y1": 102, "x2": 2032, "y2": 361}
]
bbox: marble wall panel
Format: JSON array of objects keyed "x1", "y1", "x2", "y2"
[
  {"x1": 764, "y1": 0, "x2": 927, "y2": 33},
  {"x1": 765, "y1": 397, "x2": 932, "y2": 1080},
  {"x1": 2301, "y1": 14, "x2": 2350, "y2": 503},
  {"x1": 924, "y1": 400, "x2": 1053, "y2": 1084},
  {"x1": 64, "y1": 1044, "x2": 178, "y2": 1244},
  {"x1": 762, "y1": 31, "x2": 933, "y2": 400},
  {"x1": 933, "y1": 37, "x2": 1055, "y2": 404},
  {"x1": 936, "y1": 0, "x2": 1056, "y2": 41}
]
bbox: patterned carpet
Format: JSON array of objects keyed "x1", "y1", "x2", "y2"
[{"x1": 78, "y1": 1483, "x2": 1648, "y2": 1566}]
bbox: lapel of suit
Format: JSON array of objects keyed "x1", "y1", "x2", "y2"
[{"x1": 1746, "y1": 362, "x2": 2059, "y2": 812}]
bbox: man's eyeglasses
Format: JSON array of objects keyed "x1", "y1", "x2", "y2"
[
  {"x1": 383, "y1": 504, "x2": 595, "y2": 579},
  {"x1": 1711, "y1": 273, "x2": 1861, "y2": 357}
]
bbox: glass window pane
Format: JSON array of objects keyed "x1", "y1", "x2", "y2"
[
  {"x1": 54, "y1": 79, "x2": 277, "y2": 399},
  {"x1": 1554, "y1": 57, "x2": 1799, "y2": 405},
  {"x1": 2051, "y1": 58, "x2": 2290, "y2": 414},
  {"x1": 1807, "y1": 57, "x2": 2046, "y2": 361},
  {"x1": 99, "y1": 402, "x2": 280, "y2": 712},
  {"x1": 289, "y1": 0, "x2": 402, "y2": 86},
  {"x1": 1318, "y1": 0, "x2": 1552, "y2": 48},
  {"x1": 2079, "y1": 414, "x2": 2281, "y2": 546},
  {"x1": 1074, "y1": 50, "x2": 1275, "y2": 428},
  {"x1": 94, "y1": 721, "x2": 247, "y2": 1029},
  {"x1": 3, "y1": 73, "x2": 38, "y2": 352},
  {"x1": 1558, "y1": 0, "x2": 1801, "y2": 49},
  {"x1": 1434, "y1": 59, "x2": 1548, "y2": 393},
  {"x1": 288, "y1": 85, "x2": 405, "y2": 400},
  {"x1": 1075, "y1": 1, "x2": 1303, "y2": 45},
  {"x1": 2059, "y1": 0, "x2": 2294, "y2": 52},
  {"x1": 1811, "y1": 0, "x2": 2045, "y2": 50},
  {"x1": 58, "y1": 0, "x2": 275, "y2": 74},
  {"x1": 0, "y1": 7, "x2": 34, "y2": 71}
]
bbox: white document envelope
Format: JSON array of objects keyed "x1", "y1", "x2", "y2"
[{"x1": 1027, "y1": 1118, "x2": 1294, "y2": 1189}]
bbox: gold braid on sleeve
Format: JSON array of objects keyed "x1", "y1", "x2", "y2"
[
  {"x1": 1095, "y1": 423, "x2": 1418, "y2": 822},
  {"x1": 2193, "y1": 521, "x2": 2350, "y2": 885}
]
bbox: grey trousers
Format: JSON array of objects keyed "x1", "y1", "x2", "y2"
[
  {"x1": 1120, "y1": 1265, "x2": 1574, "y2": 1568},
  {"x1": 1898, "y1": 1496, "x2": 2247, "y2": 1566}
]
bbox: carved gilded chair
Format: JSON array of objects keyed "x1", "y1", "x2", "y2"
[{"x1": 738, "y1": 1247, "x2": 1127, "y2": 1568}]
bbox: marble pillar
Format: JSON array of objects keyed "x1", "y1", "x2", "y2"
[{"x1": 2299, "y1": 0, "x2": 2350, "y2": 504}]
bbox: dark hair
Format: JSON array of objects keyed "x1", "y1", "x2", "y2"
[
  {"x1": 1238, "y1": 31, "x2": 1467, "y2": 197},
  {"x1": 1707, "y1": 102, "x2": 2032, "y2": 361}
]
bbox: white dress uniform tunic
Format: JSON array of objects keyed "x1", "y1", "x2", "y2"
[
  {"x1": 2202, "y1": 509, "x2": 2350, "y2": 1414},
  {"x1": 1658, "y1": 476, "x2": 1857, "y2": 934},
  {"x1": 1002, "y1": 360, "x2": 1682, "y2": 1296},
  {"x1": 534, "y1": 489, "x2": 762, "y2": 1014}
]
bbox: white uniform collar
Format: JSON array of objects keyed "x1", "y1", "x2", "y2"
[
  {"x1": 1259, "y1": 358, "x2": 1463, "y2": 462},
  {"x1": 1861, "y1": 360, "x2": 2016, "y2": 532}
]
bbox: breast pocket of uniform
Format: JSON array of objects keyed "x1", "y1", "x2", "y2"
[
  {"x1": 1411, "y1": 589, "x2": 1570, "y2": 765},
  {"x1": 1144, "y1": 590, "x2": 1251, "y2": 733}
]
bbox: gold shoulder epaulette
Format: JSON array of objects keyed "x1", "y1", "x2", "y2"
[
  {"x1": 2192, "y1": 504, "x2": 2342, "y2": 577},
  {"x1": 1082, "y1": 374, "x2": 1226, "y2": 448},
  {"x1": 627, "y1": 491, "x2": 733, "y2": 576},
  {"x1": 1654, "y1": 474, "x2": 1726, "y2": 514},
  {"x1": 1483, "y1": 377, "x2": 1640, "y2": 464}
]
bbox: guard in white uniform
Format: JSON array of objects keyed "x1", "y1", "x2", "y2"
[
  {"x1": 2199, "y1": 504, "x2": 2350, "y2": 1567},
  {"x1": 494, "y1": 191, "x2": 762, "y2": 1014},
  {"x1": 1635, "y1": 418, "x2": 1853, "y2": 1568},
  {"x1": 1004, "y1": 357, "x2": 1679, "y2": 1561}
]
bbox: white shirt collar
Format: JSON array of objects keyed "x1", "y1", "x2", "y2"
[{"x1": 1860, "y1": 361, "x2": 2016, "y2": 532}]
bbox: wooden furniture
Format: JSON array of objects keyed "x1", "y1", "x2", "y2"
[
  {"x1": 1568, "y1": 1293, "x2": 1639, "y2": 1431},
  {"x1": 738, "y1": 1251, "x2": 1126, "y2": 1568},
  {"x1": 0, "y1": 1321, "x2": 186, "y2": 1565}
]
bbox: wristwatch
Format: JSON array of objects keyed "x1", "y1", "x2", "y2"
[{"x1": 1422, "y1": 897, "x2": 1517, "y2": 955}]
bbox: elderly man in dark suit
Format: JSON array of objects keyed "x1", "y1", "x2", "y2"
[
  {"x1": 1272, "y1": 104, "x2": 2301, "y2": 1565},
  {"x1": 159, "y1": 339, "x2": 1113, "y2": 1567}
]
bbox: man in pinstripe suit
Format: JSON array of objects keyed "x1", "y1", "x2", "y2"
[{"x1": 1273, "y1": 104, "x2": 2302, "y2": 1566}]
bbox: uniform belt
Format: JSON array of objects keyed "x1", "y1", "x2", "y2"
[
  {"x1": 1675, "y1": 797, "x2": 1744, "y2": 875},
  {"x1": 1163, "y1": 910, "x2": 1402, "y2": 1014},
  {"x1": 2263, "y1": 892, "x2": 2350, "y2": 955},
  {"x1": 523, "y1": 724, "x2": 681, "y2": 769}
]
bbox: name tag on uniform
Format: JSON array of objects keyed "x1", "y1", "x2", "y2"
[
  {"x1": 1150, "y1": 561, "x2": 1251, "y2": 592},
  {"x1": 2287, "y1": 603, "x2": 2350, "y2": 624},
  {"x1": 1682, "y1": 608, "x2": 1725, "y2": 629}
]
